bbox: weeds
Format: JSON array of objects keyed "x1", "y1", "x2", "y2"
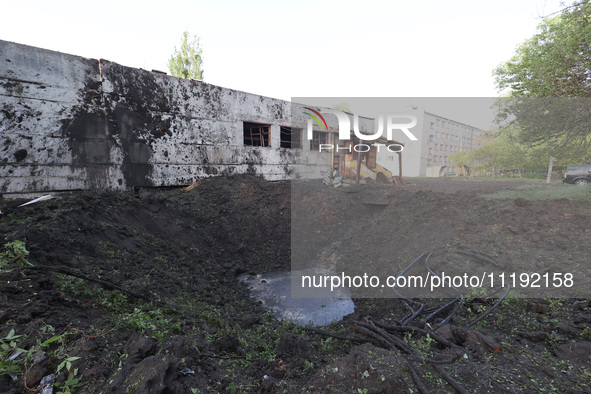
[
  {"x1": 119, "y1": 307, "x2": 182, "y2": 339},
  {"x1": 0, "y1": 329, "x2": 25, "y2": 379},
  {"x1": 57, "y1": 275, "x2": 131, "y2": 311},
  {"x1": 53, "y1": 356, "x2": 83, "y2": 393},
  {"x1": 0, "y1": 328, "x2": 84, "y2": 392},
  {"x1": 0, "y1": 240, "x2": 31, "y2": 270}
]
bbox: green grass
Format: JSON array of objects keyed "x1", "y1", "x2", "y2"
[
  {"x1": 413, "y1": 176, "x2": 553, "y2": 183},
  {"x1": 451, "y1": 176, "x2": 551, "y2": 183},
  {"x1": 485, "y1": 184, "x2": 591, "y2": 201}
]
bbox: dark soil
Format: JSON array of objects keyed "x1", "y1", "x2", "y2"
[{"x1": 0, "y1": 175, "x2": 590, "y2": 393}]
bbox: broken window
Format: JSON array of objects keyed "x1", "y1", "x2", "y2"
[
  {"x1": 310, "y1": 131, "x2": 329, "y2": 151},
  {"x1": 280, "y1": 126, "x2": 302, "y2": 149},
  {"x1": 243, "y1": 122, "x2": 270, "y2": 147}
]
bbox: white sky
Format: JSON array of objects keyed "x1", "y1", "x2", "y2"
[{"x1": 1, "y1": 0, "x2": 565, "y2": 102}]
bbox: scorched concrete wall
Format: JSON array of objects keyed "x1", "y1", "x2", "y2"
[{"x1": 0, "y1": 40, "x2": 327, "y2": 195}]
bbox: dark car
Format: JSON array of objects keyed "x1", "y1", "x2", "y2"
[{"x1": 563, "y1": 165, "x2": 591, "y2": 185}]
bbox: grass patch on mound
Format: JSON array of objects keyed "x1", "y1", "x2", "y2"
[{"x1": 485, "y1": 184, "x2": 591, "y2": 201}]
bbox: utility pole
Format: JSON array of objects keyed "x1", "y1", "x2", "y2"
[{"x1": 546, "y1": 134, "x2": 557, "y2": 184}]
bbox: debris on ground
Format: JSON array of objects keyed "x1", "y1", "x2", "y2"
[{"x1": 0, "y1": 176, "x2": 590, "y2": 392}]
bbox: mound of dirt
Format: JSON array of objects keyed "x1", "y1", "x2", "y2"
[{"x1": 0, "y1": 175, "x2": 590, "y2": 393}]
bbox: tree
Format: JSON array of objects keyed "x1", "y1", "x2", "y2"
[
  {"x1": 493, "y1": 1, "x2": 591, "y2": 181},
  {"x1": 450, "y1": 133, "x2": 529, "y2": 178},
  {"x1": 449, "y1": 149, "x2": 478, "y2": 178},
  {"x1": 168, "y1": 31, "x2": 204, "y2": 80},
  {"x1": 493, "y1": 1, "x2": 591, "y2": 98},
  {"x1": 473, "y1": 139, "x2": 509, "y2": 178},
  {"x1": 333, "y1": 103, "x2": 352, "y2": 113}
]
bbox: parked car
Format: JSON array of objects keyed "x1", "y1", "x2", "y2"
[{"x1": 563, "y1": 165, "x2": 591, "y2": 185}]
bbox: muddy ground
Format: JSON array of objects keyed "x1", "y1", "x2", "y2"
[{"x1": 0, "y1": 175, "x2": 590, "y2": 393}]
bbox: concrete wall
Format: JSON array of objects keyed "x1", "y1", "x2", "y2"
[{"x1": 0, "y1": 40, "x2": 334, "y2": 195}]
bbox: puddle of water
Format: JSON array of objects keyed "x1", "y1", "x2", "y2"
[{"x1": 239, "y1": 271, "x2": 355, "y2": 327}]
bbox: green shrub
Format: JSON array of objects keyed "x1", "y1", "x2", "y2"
[{"x1": 0, "y1": 240, "x2": 31, "y2": 269}]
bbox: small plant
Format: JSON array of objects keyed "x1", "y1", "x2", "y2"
[
  {"x1": 403, "y1": 331, "x2": 412, "y2": 344},
  {"x1": 418, "y1": 333, "x2": 435, "y2": 353},
  {"x1": 471, "y1": 286, "x2": 489, "y2": 298},
  {"x1": 320, "y1": 337, "x2": 334, "y2": 353},
  {"x1": 475, "y1": 304, "x2": 488, "y2": 314},
  {"x1": 547, "y1": 298, "x2": 565, "y2": 317},
  {"x1": 54, "y1": 356, "x2": 83, "y2": 393},
  {"x1": 55, "y1": 371, "x2": 84, "y2": 394},
  {"x1": 55, "y1": 356, "x2": 81, "y2": 376},
  {"x1": 579, "y1": 326, "x2": 590, "y2": 340},
  {"x1": 0, "y1": 240, "x2": 31, "y2": 269},
  {"x1": 0, "y1": 329, "x2": 26, "y2": 379},
  {"x1": 119, "y1": 307, "x2": 182, "y2": 339}
]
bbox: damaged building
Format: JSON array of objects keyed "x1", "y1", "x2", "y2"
[{"x1": 0, "y1": 40, "x2": 402, "y2": 197}]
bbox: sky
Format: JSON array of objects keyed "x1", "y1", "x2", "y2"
[{"x1": 0, "y1": 0, "x2": 566, "y2": 104}]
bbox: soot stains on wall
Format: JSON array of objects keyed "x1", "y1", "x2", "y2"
[{"x1": 0, "y1": 40, "x2": 323, "y2": 195}]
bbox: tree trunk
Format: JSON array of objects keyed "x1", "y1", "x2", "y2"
[{"x1": 546, "y1": 156, "x2": 554, "y2": 184}]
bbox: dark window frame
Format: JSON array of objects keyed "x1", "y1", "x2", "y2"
[
  {"x1": 280, "y1": 126, "x2": 302, "y2": 149},
  {"x1": 243, "y1": 121, "x2": 271, "y2": 147},
  {"x1": 310, "y1": 130, "x2": 329, "y2": 151}
]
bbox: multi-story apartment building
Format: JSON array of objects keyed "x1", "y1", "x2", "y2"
[{"x1": 378, "y1": 107, "x2": 483, "y2": 177}]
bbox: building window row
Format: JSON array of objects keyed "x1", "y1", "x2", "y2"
[
  {"x1": 434, "y1": 118, "x2": 479, "y2": 133},
  {"x1": 243, "y1": 122, "x2": 305, "y2": 149},
  {"x1": 430, "y1": 133, "x2": 474, "y2": 146},
  {"x1": 432, "y1": 155, "x2": 450, "y2": 163},
  {"x1": 434, "y1": 144, "x2": 464, "y2": 153}
]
